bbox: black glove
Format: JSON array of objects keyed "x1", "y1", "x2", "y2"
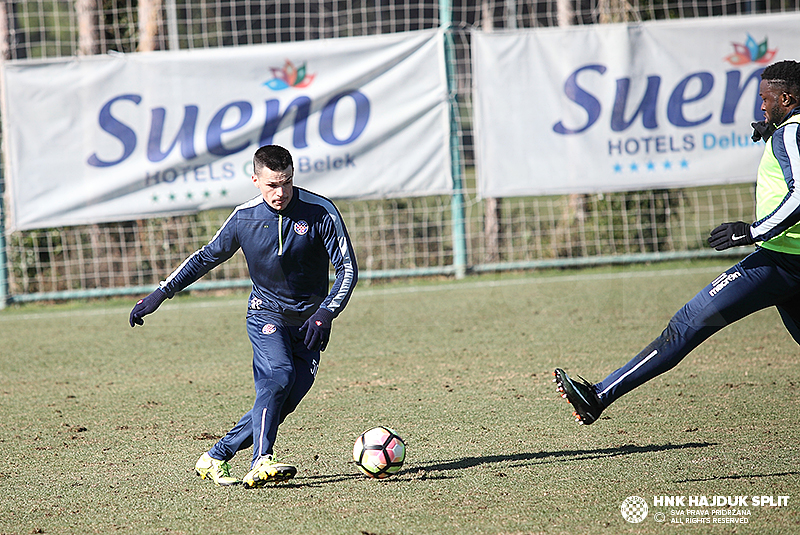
[
  {"x1": 299, "y1": 308, "x2": 334, "y2": 352},
  {"x1": 129, "y1": 288, "x2": 168, "y2": 327},
  {"x1": 708, "y1": 221, "x2": 755, "y2": 251},
  {"x1": 751, "y1": 121, "x2": 776, "y2": 142}
]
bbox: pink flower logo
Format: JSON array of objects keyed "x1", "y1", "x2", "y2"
[
  {"x1": 725, "y1": 34, "x2": 777, "y2": 65},
  {"x1": 264, "y1": 59, "x2": 315, "y2": 90}
]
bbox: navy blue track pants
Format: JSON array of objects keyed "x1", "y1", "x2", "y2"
[
  {"x1": 208, "y1": 312, "x2": 319, "y2": 467},
  {"x1": 595, "y1": 247, "x2": 800, "y2": 407}
]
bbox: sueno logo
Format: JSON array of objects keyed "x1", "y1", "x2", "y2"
[
  {"x1": 552, "y1": 66, "x2": 764, "y2": 136},
  {"x1": 86, "y1": 91, "x2": 370, "y2": 168}
]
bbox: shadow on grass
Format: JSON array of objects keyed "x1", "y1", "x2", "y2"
[
  {"x1": 676, "y1": 471, "x2": 800, "y2": 483},
  {"x1": 413, "y1": 441, "x2": 717, "y2": 474},
  {"x1": 277, "y1": 465, "x2": 377, "y2": 488},
  {"x1": 270, "y1": 442, "x2": 720, "y2": 488}
]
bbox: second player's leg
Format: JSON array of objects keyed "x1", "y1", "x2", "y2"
[
  {"x1": 595, "y1": 250, "x2": 793, "y2": 407},
  {"x1": 777, "y1": 300, "x2": 800, "y2": 345}
]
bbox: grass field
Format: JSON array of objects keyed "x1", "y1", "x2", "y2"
[{"x1": 1, "y1": 259, "x2": 798, "y2": 534}]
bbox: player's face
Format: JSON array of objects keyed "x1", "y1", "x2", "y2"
[
  {"x1": 759, "y1": 80, "x2": 791, "y2": 125},
  {"x1": 253, "y1": 165, "x2": 294, "y2": 210}
]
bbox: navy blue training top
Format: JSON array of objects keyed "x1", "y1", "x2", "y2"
[{"x1": 159, "y1": 187, "x2": 358, "y2": 325}]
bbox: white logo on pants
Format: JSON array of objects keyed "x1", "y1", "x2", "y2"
[{"x1": 261, "y1": 323, "x2": 276, "y2": 335}]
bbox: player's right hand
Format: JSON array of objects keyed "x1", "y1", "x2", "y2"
[
  {"x1": 129, "y1": 289, "x2": 168, "y2": 327},
  {"x1": 708, "y1": 221, "x2": 754, "y2": 251}
]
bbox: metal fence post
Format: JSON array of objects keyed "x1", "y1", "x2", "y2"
[
  {"x1": 0, "y1": 190, "x2": 8, "y2": 309},
  {"x1": 0, "y1": 1, "x2": 7, "y2": 308},
  {"x1": 440, "y1": 0, "x2": 468, "y2": 279}
]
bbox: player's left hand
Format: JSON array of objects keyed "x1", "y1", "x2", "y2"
[
  {"x1": 129, "y1": 289, "x2": 168, "y2": 327},
  {"x1": 708, "y1": 221, "x2": 754, "y2": 251},
  {"x1": 300, "y1": 308, "x2": 334, "y2": 352}
]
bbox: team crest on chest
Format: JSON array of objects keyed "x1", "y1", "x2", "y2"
[{"x1": 294, "y1": 220, "x2": 309, "y2": 235}]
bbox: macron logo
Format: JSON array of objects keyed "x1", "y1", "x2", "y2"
[{"x1": 709, "y1": 271, "x2": 741, "y2": 297}]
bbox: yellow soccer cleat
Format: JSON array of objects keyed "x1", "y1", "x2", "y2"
[
  {"x1": 195, "y1": 452, "x2": 241, "y2": 486},
  {"x1": 242, "y1": 455, "x2": 297, "y2": 488}
]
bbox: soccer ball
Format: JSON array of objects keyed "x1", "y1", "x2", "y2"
[{"x1": 353, "y1": 426, "x2": 406, "y2": 479}]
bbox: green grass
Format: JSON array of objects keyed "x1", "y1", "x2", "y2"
[{"x1": 1, "y1": 260, "x2": 798, "y2": 534}]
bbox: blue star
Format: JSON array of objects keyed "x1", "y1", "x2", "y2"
[
  {"x1": 630, "y1": 162, "x2": 639, "y2": 172},
  {"x1": 680, "y1": 159, "x2": 689, "y2": 169},
  {"x1": 646, "y1": 161, "x2": 655, "y2": 171},
  {"x1": 613, "y1": 163, "x2": 623, "y2": 173},
  {"x1": 664, "y1": 160, "x2": 672, "y2": 170}
]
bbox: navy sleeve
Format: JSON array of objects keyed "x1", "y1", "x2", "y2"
[
  {"x1": 318, "y1": 204, "x2": 358, "y2": 318},
  {"x1": 159, "y1": 209, "x2": 241, "y2": 297}
]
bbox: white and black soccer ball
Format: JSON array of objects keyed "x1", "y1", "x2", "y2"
[{"x1": 353, "y1": 426, "x2": 406, "y2": 479}]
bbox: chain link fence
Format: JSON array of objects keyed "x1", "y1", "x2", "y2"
[{"x1": 2, "y1": 0, "x2": 796, "y2": 301}]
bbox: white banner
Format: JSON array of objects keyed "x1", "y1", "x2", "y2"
[
  {"x1": 472, "y1": 13, "x2": 800, "y2": 198},
  {"x1": 1, "y1": 30, "x2": 451, "y2": 231}
]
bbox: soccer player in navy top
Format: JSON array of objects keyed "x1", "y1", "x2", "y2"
[{"x1": 130, "y1": 145, "x2": 358, "y2": 487}]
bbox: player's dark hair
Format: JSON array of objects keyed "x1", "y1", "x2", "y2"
[
  {"x1": 761, "y1": 60, "x2": 800, "y2": 100},
  {"x1": 254, "y1": 145, "x2": 293, "y2": 175}
]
